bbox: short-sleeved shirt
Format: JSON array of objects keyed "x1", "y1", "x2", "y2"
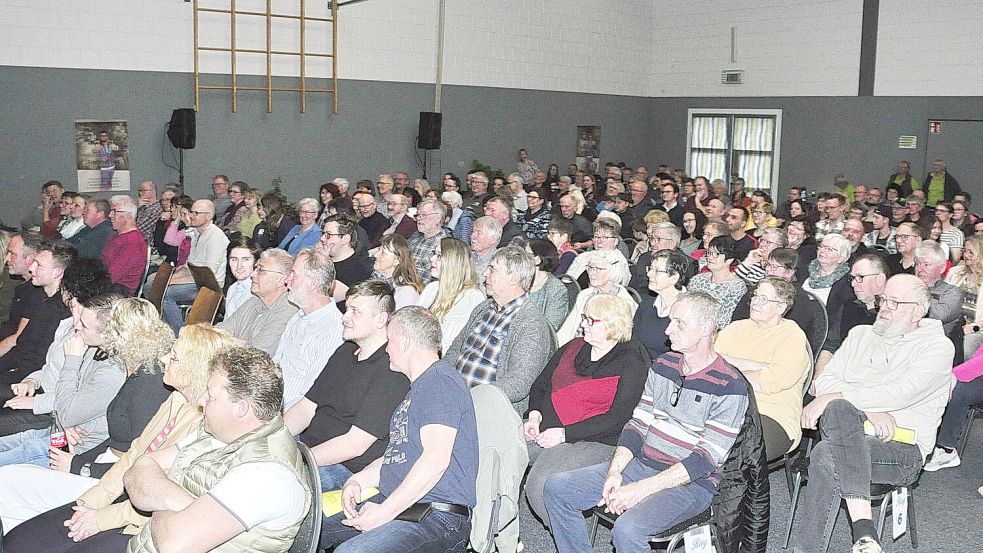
[
  {"x1": 0, "y1": 281, "x2": 45, "y2": 340},
  {"x1": 333, "y1": 252, "x2": 374, "y2": 288},
  {"x1": 380, "y1": 360, "x2": 478, "y2": 508},
  {"x1": 300, "y1": 342, "x2": 409, "y2": 472},
  {"x1": 0, "y1": 291, "x2": 70, "y2": 373}
]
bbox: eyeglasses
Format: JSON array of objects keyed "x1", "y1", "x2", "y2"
[
  {"x1": 354, "y1": 203, "x2": 375, "y2": 209},
  {"x1": 580, "y1": 314, "x2": 603, "y2": 327},
  {"x1": 253, "y1": 267, "x2": 286, "y2": 276},
  {"x1": 851, "y1": 273, "x2": 880, "y2": 283},
  {"x1": 818, "y1": 245, "x2": 838, "y2": 253},
  {"x1": 189, "y1": 210, "x2": 211, "y2": 216},
  {"x1": 750, "y1": 294, "x2": 784, "y2": 305},
  {"x1": 322, "y1": 232, "x2": 346, "y2": 238},
  {"x1": 705, "y1": 250, "x2": 724, "y2": 258},
  {"x1": 758, "y1": 239, "x2": 781, "y2": 247},
  {"x1": 592, "y1": 234, "x2": 615, "y2": 241},
  {"x1": 895, "y1": 234, "x2": 919, "y2": 241},
  {"x1": 585, "y1": 264, "x2": 610, "y2": 272},
  {"x1": 651, "y1": 236, "x2": 675, "y2": 244},
  {"x1": 877, "y1": 296, "x2": 920, "y2": 310},
  {"x1": 670, "y1": 374, "x2": 686, "y2": 407}
]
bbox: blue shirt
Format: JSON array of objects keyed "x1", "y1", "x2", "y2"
[{"x1": 278, "y1": 224, "x2": 322, "y2": 255}]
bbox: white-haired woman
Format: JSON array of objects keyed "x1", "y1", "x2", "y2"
[
  {"x1": 802, "y1": 233, "x2": 852, "y2": 304},
  {"x1": 278, "y1": 197, "x2": 322, "y2": 255},
  {"x1": 442, "y1": 191, "x2": 474, "y2": 245},
  {"x1": 556, "y1": 249, "x2": 636, "y2": 345}
]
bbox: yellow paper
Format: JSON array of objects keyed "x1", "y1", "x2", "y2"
[
  {"x1": 863, "y1": 421, "x2": 917, "y2": 445},
  {"x1": 321, "y1": 486, "x2": 380, "y2": 517}
]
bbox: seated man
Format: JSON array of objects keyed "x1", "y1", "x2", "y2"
[
  {"x1": 216, "y1": 248, "x2": 298, "y2": 355},
  {"x1": 445, "y1": 246, "x2": 557, "y2": 413},
  {"x1": 406, "y1": 199, "x2": 450, "y2": 285},
  {"x1": 627, "y1": 221, "x2": 697, "y2": 294},
  {"x1": 275, "y1": 247, "x2": 344, "y2": 408},
  {"x1": 796, "y1": 274, "x2": 954, "y2": 553},
  {"x1": 0, "y1": 233, "x2": 45, "y2": 355},
  {"x1": 122, "y1": 347, "x2": 310, "y2": 553},
  {"x1": 319, "y1": 306, "x2": 477, "y2": 553},
  {"x1": 915, "y1": 241, "x2": 965, "y2": 363},
  {"x1": 469, "y1": 216, "x2": 503, "y2": 278},
  {"x1": 319, "y1": 214, "x2": 373, "y2": 307},
  {"x1": 285, "y1": 281, "x2": 409, "y2": 492},
  {"x1": 66, "y1": 198, "x2": 114, "y2": 260},
  {"x1": 543, "y1": 292, "x2": 749, "y2": 553},
  {"x1": 100, "y1": 195, "x2": 148, "y2": 295}
]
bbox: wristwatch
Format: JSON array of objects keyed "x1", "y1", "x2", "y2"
[{"x1": 80, "y1": 463, "x2": 92, "y2": 478}]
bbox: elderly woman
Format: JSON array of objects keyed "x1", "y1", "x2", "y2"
[
  {"x1": 736, "y1": 227, "x2": 788, "y2": 285},
  {"x1": 278, "y1": 197, "x2": 322, "y2": 255},
  {"x1": 417, "y1": 238, "x2": 485, "y2": 353},
  {"x1": 3, "y1": 324, "x2": 238, "y2": 552},
  {"x1": 947, "y1": 236, "x2": 983, "y2": 357},
  {"x1": 373, "y1": 234, "x2": 424, "y2": 308},
  {"x1": 442, "y1": 191, "x2": 474, "y2": 244},
  {"x1": 633, "y1": 250, "x2": 690, "y2": 360},
  {"x1": 224, "y1": 235, "x2": 260, "y2": 317},
  {"x1": 0, "y1": 298, "x2": 173, "y2": 530},
  {"x1": 688, "y1": 236, "x2": 747, "y2": 328},
  {"x1": 548, "y1": 218, "x2": 578, "y2": 275},
  {"x1": 802, "y1": 233, "x2": 852, "y2": 304},
  {"x1": 784, "y1": 216, "x2": 818, "y2": 283},
  {"x1": 556, "y1": 249, "x2": 636, "y2": 344},
  {"x1": 523, "y1": 294, "x2": 650, "y2": 526},
  {"x1": 714, "y1": 277, "x2": 811, "y2": 460},
  {"x1": 526, "y1": 239, "x2": 571, "y2": 331}
]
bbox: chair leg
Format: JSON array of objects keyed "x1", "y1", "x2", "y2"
[
  {"x1": 958, "y1": 407, "x2": 978, "y2": 457},
  {"x1": 588, "y1": 513, "x2": 599, "y2": 547},
  {"x1": 907, "y1": 487, "x2": 918, "y2": 549},
  {"x1": 875, "y1": 494, "x2": 890, "y2": 540},
  {"x1": 783, "y1": 471, "x2": 803, "y2": 548}
]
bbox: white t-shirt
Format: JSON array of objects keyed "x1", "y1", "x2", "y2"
[{"x1": 177, "y1": 434, "x2": 307, "y2": 530}]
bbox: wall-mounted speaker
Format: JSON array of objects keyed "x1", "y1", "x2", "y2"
[
  {"x1": 167, "y1": 108, "x2": 196, "y2": 149},
  {"x1": 417, "y1": 111, "x2": 442, "y2": 150}
]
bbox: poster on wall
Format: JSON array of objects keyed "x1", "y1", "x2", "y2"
[
  {"x1": 576, "y1": 125, "x2": 600, "y2": 175},
  {"x1": 75, "y1": 119, "x2": 130, "y2": 192}
]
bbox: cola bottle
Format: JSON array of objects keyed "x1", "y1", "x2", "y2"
[{"x1": 49, "y1": 410, "x2": 70, "y2": 453}]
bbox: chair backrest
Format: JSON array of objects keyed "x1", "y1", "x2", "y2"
[
  {"x1": 288, "y1": 442, "x2": 323, "y2": 553},
  {"x1": 625, "y1": 286, "x2": 642, "y2": 305},
  {"x1": 137, "y1": 245, "x2": 153, "y2": 298},
  {"x1": 185, "y1": 287, "x2": 223, "y2": 326},
  {"x1": 146, "y1": 262, "x2": 174, "y2": 316},
  {"x1": 187, "y1": 263, "x2": 223, "y2": 293},
  {"x1": 558, "y1": 274, "x2": 581, "y2": 312},
  {"x1": 802, "y1": 290, "x2": 829, "y2": 361},
  {"x1": 802, "y1": 341, "x2": 816, "y2": 399}
]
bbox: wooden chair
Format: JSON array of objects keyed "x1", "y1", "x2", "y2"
[
  {"x1": 187, "y1": 263, "x2": 223, "y2": 293},
  {"x1": 146, "y1": 262, "x2": 174, "y2": 316},
  {"x1": 136, "y1": 245, "x2": 153, "y2": 298},
  {"x1": 185, "y1": 287, "x2": 223, "y2": 326}
]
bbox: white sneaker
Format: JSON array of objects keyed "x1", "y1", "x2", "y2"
[
  {"x1": 978, "y1": 485, "x2": 983, "y2": 498},
  {"x1": 852, "y1": 536, "x2": 884, "y2": 553},
  {"x1": 516, "y1": 539, "x2": 524, "y2": 552},
  {"x1": 923, "y1": 447, "x2": 961, "y2": 472}
]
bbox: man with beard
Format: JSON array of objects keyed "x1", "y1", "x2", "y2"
[{"x1": 795, "y1": 274, "x2": 954, "y2": 553}]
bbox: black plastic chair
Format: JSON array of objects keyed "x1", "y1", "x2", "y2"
[
  {"x1": 289, "y1": 442, "x2": 323, "y2": 553},
  {"x1": 801, "y1": 290, "x2": 828, "y2": 362},
  {"x1": 589, "y1": 505, "x2": 723, "y2": 553},
  {"x1": 558, "y1": 274, "x2": 581, "y2": 312}
]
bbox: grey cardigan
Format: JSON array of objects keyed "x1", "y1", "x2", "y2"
[{"x1": 445, "y1": 297, "x2": 557, "y2": 414}]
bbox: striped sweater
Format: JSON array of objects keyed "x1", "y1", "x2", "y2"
[{"x1": 618, "y1": 352, "x2": 749, "y2": 494}]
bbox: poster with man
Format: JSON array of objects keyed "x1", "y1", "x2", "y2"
[
  {"x1": 576, "y1": 125, "x2": 600, "y2": 173},
  {"x1": 75, "y1": 119, "x2": 130, "y2": 192}
]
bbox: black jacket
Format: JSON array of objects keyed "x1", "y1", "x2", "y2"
[
  {"x1": 712, "y1": 376, "x2": 769, "y2": 553},
  {"x1": 923, "y1": 171, "x2": 961, "y2": 203}
]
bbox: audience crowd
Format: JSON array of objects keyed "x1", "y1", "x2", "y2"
[{"x1": 0, "y1": 154, "x2": 976, "y2": 553}]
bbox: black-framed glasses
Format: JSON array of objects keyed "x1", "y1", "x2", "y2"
[
  {"x1": 580, "y1": 314, "x2": 602, "y2": 327},
  {"x1": 670, "y1": 374, "x2": 686, "y2": 407},
  {"x1": 851, "y1": 273, "x2": 880, "y2": 283},
  {"x1": 877, "y1": 296, "x2": 920, "y2": 310},
  {"x1": 189, "y1": 210, "x2": 211, "y2": 216}
]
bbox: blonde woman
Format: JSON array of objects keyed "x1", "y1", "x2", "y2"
[
  {"x1": 948, "y1": 236, "x2": 983, "y2": 357},
  {"x1": 2, "y1": 324, "x2": 238, "y2": 550},
  {"x1": 373, "y1": 234, "x2": 424, "y2": 308},
  {"x1": 417, "y1": 238, "x2": 485, "y2": 353},
  {"x1": 0, "y1": 298, "x2": 173, "y2": 530},
  {"x1": 237, "y1": 187, "x2": 262, "y2": 237}
]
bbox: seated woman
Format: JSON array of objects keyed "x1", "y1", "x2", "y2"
[
  {"x1": 416, "y1": 237, "x2": 485, "y2": 353},
  {"x1": 633, "y1": 250, "x2": 690, "y2": 360},
  {"x1": 277, "y1": 197, "x2": 322, "y2": 255},
  {"x1": 678, "y1": 208, "x2": 707, "y2": 255},
  {"x1": 547, "y1": 218, "x2": 577, "y2": 275},
  {"x1": 373, "y1": 234, "x2": 424, "y2": 308},
  {"x1": 735, "y1": 227, "x2": 787, "y2": 285},
  {"x1": 688, "y1": 235, "x2": 747, "y2": 328},
  {"x1": 3, "y1": 324, "x2": 238, "y2": 553},
  {"x1": 801, "y1": 233, "x2": 851, "y2": 305},
  {"x1": 155, "y1": 195, "x2": 192, "y2": 267},
  {"x1": 523, "y1": 294, "x2": 650, "y2": 526},
  {"x1": 526, "y1": 239, "x2": 571, "y2": 331},
  {"x1": 714, "y1": 277, "x2": 811, "y2": 460},
  {"x1": 556, "y1": 249, "x2": 636, "y2": 345},
  {"x1": 236, "y1": 187, "x2": 263, "y2": 238},
  {"x1": 0, "y1": 298, "x2": 173, "y2": 531},
  {"x1": 224, "y1": 235, "x2": 260, "y2": 317}
]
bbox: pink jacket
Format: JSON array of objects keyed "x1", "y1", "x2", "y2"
[{"x1": 953, "y1": 347, "x2": 983, "y2": 383}]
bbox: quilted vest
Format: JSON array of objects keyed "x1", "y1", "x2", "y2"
[{"x1": 126, "y1": 416, "x2": 310, "y2": 553}]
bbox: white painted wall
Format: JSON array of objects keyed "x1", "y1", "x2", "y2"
[{"x1": 875, "y1": 0, "x2": 983, "y2": 96}]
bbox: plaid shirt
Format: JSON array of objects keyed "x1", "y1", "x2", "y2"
[
  {"x1": 456, "y1": 295, "x2": 527, "y2": 387},
  {"x1": 522, "y1": 208, "x2": 551, "y2": 239},
  {"x1": 407, "y1": 227, "x2": 451, "y2": 284},
  {"x1": 136, "y1": 202, "x2": 163, "y2": 245}
]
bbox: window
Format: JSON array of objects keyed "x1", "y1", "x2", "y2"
[{"x1": 686, "y1": 109, "x2": 782, "y2": 197}]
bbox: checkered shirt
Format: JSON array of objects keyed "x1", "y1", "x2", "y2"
[
  {"x1": 407, "y1": 227, "x2": 450, "y2": 284},
  {"x1": 455, "y1": 295, "x2": 527, "y2": 387}
]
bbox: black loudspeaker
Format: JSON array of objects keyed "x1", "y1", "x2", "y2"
[
  {"x1": 167, "y1": 108, "x2": 196, "y2": 149},
  {"x1": 417, "y1": 111, "x2": 441, "y2": 150}
]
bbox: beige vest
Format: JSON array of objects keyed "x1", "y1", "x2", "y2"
[{"x1": 127, "y1": 416, "x2": 311, "y2": 553}]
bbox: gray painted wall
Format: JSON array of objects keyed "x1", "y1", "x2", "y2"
[{"x1": 2, "y1": 66, "x2": 983, "y2": 227}]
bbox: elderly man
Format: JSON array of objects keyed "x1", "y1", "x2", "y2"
[
  {"x1": 544, "y1": 292, "x2": 749, "y2": 553},
  {"x1": 555, "y1": 192, "x2": 593, "y2": 248},
  {"x1": 153, "y1": 199, "x2": 229, "y2": 333},
  {"x1": 134, "y1": 181, "x2": 162, "y2": 244},
  {"x1": 285, "y1": 281, "x2": 409, "y2": 492},
  {"x1": 446, "y1": 246, "x2": 557, "y2": 413},
  {"x1": 465, "y1": 171, "x2": 493, "y2": 217},
  {"x1": 888, "y1": 160, "x2": 920, "y2": 198},
  {"x1": 217, "y1": 248, "x2": 298, "y2": 355},
  {"x1": 276, "y1": 247, "x2": 344, "y2": 409},
  {"x1": 320, "y1": 214, "x2": 374, "y2": 305},
  {"x1": 122, "y1": 347, "x2": 310, "y2": 553},
  {"x1": 209, "y1": 174, "x2": 232, "y2": 219},
  {"x1": 485, "y1": 195, "x2": 523, "y2": 247},
  {"x1": 406, "y1": 199, "x2": 450, "y2": 285},
  {"x1": 566, "y1": 218, "x2": 630, "y2": 285},
  {"x1": 915, "y1": 241, "x2": 965, "y2": 363},
  {"x1": 885, "y1": 222, "x2": 922, "y2": 275},
  {"x1": 66, "y1": 199, "x2": 114, "y2": 259},
  {"x1": 470, "y1": 216, "x2": 503, "y2": 277},
  {"x1": 382, "y1": 194, "x2": 416, "y2": 238},
  {"x1": 319, "y1": 306, "x2": 477, "y2": 552},
  {"x1": 627, "y1": 178, "x2": 655, "y2": 221},
  {"x1": 353, "y1": 191, "x2": 389, "y2": 250},
  {"x1": 100, "y1": 195, "x2": 147, "y2": 295},
  {"x1": 841, "y1": 218, "x2": 869, "y2": 262},
  {"x1": 628, "y1": 222, "x2": 697, "y2": 293},
  {"x1": 796, "y1": 274, "x2": 954, "y2": 553},
  {"x1": 814, "y1": 254, "x2": 889, "y2": 381},
  {"x1": 0, "y1": 233, "x2": 44, "y2": 354},
  {"x1": 372, "y1": 175, "x2": 395, "y2": 219},
  {"x1": 923, "y1": 159, "x2": 961, "y2": 207},
  {"x1": 863, "y1": 205, "x2": 897, "y2": 254}
]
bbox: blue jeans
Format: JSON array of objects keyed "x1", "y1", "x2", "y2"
[
  {"x1": 544, "y1": 458, "x2": 714, "y2": 553},
  {"x1": 320, "y1": 495, "x2": 471, "y2": 553},
  {"x1": 160, "y1": 283, "x2": 198, "y2": 334},
  {"x1": 0, "y1": 428, "x2": 51, "y2": 468},
  {"x1": 318, "y1": 463, "x2": 354, "y2": 493},
  {"x1": 936, "y1": 376, "x2": 983, "y2": 449},
  {"x1": 791, "y1": 399, "x2": 923, "y2": 553}
]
